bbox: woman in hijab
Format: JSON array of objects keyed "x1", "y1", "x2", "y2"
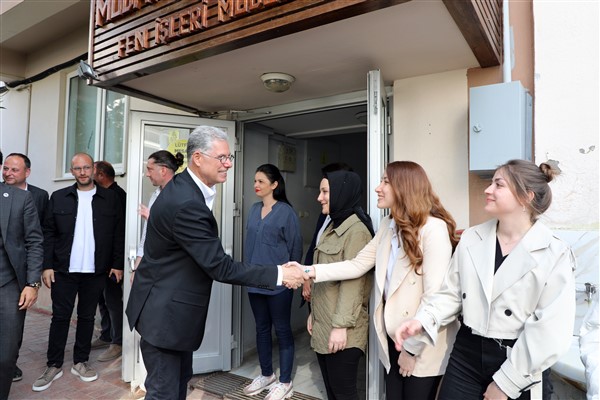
[
  {"x1": 308, "y1": 170, "x2": 375, "y2": 400},
  {"x1": 292, "y1": 161, "x2": 459, "y2": 400}
]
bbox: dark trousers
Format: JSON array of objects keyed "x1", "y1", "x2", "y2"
[
  {"x1": 140, "y1": 338, "x2": 192, "y2": 400},
  {"x1": 385, "y1": 336, "x2": 441, "y2": 400},
  {"x1": 248, "y1": 289, "x2": 295, "y2": 383},
  {"x1": 0, "y1": 279, "x2": 26, "y2": 400},
  {"x1": 438, "y1": 324, "x2": 531, "y2": 400},
  {"x1": 47, "y1": 272, "x2": 105, "y2": 367},
  {"x1": 97, "y1": 276, "x2": 123, "y2": 345},
  {"x1": 316, "y1": 347, "x2": 364, "y2": 400}
]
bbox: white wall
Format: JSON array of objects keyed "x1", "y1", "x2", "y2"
[
  {"x1": 0, "y1": 86, "x2": 30, "y2": 156},
  {"x1": 392, "y1": 69, "x2": 470, "y2": 229},
  {"x1": 533, "y1": 0, "x2": 599, "y2": 230}
]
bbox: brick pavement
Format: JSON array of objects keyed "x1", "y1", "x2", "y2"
[{"x1": 8, "y1": 308, "x2": 221, "y2": 400}]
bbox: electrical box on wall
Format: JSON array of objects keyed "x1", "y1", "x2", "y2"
[{"x1": 469, "y1": 81, "x2": 532, "y2": 175}]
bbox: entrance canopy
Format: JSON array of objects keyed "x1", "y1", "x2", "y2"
[
  {"x1": 1, "y1": 0, "x2": 502, "y2": 116},
  {"x1": 90, "y1": 0, "x2": 500, "y2": 115}
]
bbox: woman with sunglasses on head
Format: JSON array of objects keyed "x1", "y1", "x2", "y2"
[
  {"x1": 291, "y1": 161, "x2": 459, "y2": 399},
  {"x1": 395, "y1": 159, "x2": 576, "y2": 400},
  {"x1": 242, "y1": 164, "x2": 303, "y2": 400},
  {"x1": 308, "y1": 170, "x2": 374, "y2": 400}
]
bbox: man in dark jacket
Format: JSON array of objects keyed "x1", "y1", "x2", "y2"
[
  {"x1": 1, "y1": 152, "x2": 50, "y2": 382},
  {"x1": 90, "y1": 161, "x2": 126, "y2": 362},
  {"x1": 126, "y1": 126, "x2": 305, "y2": 400},
  {"x1": 32, "y1": 153, "x2": 124, "y2": 392},
  {"x1": 0, "y1": 150, "x2": 43, "y2": 400}
]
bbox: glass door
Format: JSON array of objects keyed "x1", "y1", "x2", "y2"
[{"x1": 123, "y1": 112, "x2": 236, "y2": 389}]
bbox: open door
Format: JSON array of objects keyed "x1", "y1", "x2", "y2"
[
  {"x1": 367, "y1": 69, "x2": 389, "y2": 399},
  {"x1": 123, "y1": 112, "x2": 237, "y2": 388}
]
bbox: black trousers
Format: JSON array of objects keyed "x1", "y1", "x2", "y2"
[
  {"x1": 47, "y1": 272, "x2": 105, "y2": 367},
  {"x1": 385, "y1": 336, "x2": 442, "y2": 400},
  {"x1": 316, "y1": 347, "x2": 364, "y2": 400},
  {"x1": 438, "y1": 324, "x2": 531, "y2": 400},
  {"x1": 140, "y1": 338, "x2": 192, "y2": 400},
  {"x1": 97, "y1": 275, "x2": 123, "y2": 345}
]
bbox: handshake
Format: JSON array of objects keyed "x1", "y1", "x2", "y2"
[{"x1": 281, "y1": 261, "x2": 315, "y2": 289}]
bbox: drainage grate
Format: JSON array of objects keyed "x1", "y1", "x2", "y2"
[
  {"x1": 193, "y1": 372, "x2": 249, "y2": 397},
  {"x1": 193, "y1": 372, "x2": 322, "y2": 400}
]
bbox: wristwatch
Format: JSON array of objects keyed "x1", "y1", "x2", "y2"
[{"x1": 26, "y1": 282, "x2": 41, "y2": 289}]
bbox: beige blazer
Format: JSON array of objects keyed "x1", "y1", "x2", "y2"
[
  {"x1": 314, "y1": 215, "x2": 458, "y2": 377},
  {"x1": 415, "y1": 219, "x2": 576, "y2": 399}
]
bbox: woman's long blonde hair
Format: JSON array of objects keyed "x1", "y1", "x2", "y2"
[{"x1": 386, "y1": 161, "x2": 458, "y2": 273}]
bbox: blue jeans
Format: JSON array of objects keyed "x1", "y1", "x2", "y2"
[{"x1": 248, "y1": 290, "x2": 294, "y2": 383}]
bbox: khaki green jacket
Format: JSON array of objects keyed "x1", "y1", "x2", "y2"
[{"x1": 310, "y1": 214, "x2": 373, "y2": 354}]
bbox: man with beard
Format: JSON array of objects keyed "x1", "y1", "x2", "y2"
[{"x1": 32, "y1": 153, "x2": 124, "y2": 392}]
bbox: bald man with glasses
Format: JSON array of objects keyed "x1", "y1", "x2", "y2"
[{"x1": 32, "y1": 153, "x2": 124, "y2": 392}]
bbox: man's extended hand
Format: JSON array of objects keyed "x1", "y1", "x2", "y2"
[
  {"x1": 282, "y1": 264, "x2": 308, "y2": 289},
  {"x1": 284, "y1": 261, "x2": 315, "y2": 279}
]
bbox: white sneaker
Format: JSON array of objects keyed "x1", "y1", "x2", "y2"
[
  {"x1": 264, "y1": 381, "x2": 293, "y2": 400},
  {"x1": 243, "y1": 374, "x2": 276, "y2": 396}
]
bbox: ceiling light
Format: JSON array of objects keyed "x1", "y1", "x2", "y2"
[{"x1": 260, "y1": 72, "x2": 295, "y2": 93}]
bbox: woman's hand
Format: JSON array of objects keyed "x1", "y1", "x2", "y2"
[
  {"x1": 398, "y1": 349, "x2": 416, "y2": 377},
  {"x1": 483, "y1": 381, "x2": 508, "y2": 400},
  {"x1": 302, "y1": 280, "x2": 312, "y2": 301},
  {"x1": 394, "y1": 319, "x2": 423, "y2": 351},
  {"x1": 328, "y1": 328, "x2": 347, "y2": 353},
  {"x1": 307, "y1": 313, "x2": 313, "y2": 335}
]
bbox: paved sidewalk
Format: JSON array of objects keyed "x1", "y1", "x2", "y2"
[{"x1": 8, "y1": 308, "x2": 220, "y2": 400}]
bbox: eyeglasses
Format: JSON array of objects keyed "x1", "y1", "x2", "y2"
[
  {"x1": 71, "y1": 166, "x2": 93, "y2": 173},
  {"x1": 199, "y1": 152, "x2": 235, "y2": 164}
]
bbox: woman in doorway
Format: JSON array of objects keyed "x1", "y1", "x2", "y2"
[
  {"x1": 395, "y1": 159, "x2": 576, "y2": 400},
  {"x1": 308, "y1": 170, "x2": 374, "y2": 400},
  {"x1": 291, "y1": 161, "x2": 459, "y2": 399},
  {"x1": 243, "y1": 164, "x2": 303, "y2": 400}
]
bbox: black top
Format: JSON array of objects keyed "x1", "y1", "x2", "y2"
[{"x1": 494, "y1": 237, "x2": 508, "y2": 274}]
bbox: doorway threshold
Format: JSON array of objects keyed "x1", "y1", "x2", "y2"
[{"x1": 193, "y1": 372, "x2": 321, "y2": 399}]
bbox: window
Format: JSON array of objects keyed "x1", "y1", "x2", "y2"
[{"x1": 63, "y1": 71, "x2": 127, "y2": 176}]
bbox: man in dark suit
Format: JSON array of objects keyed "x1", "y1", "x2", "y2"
[
  {"x1": 2, "y1": 152, "x2": 49, "y2": 382},
  {"x1": 126, "y1": 126, "x2": 305, "y2": 400},
  {"x1": 0, "y1": 150, "x2": 44, "y2": 400},
  {"x1": 2, "y1": 152, "x2": 49, "y2": 224},
  {"x1": 91, "y1": 161, "x2": 127, "y2": 362}
]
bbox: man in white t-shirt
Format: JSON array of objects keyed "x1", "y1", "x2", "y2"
[{"x1": 32, "y1": 153, "x2": 124, "y2": 392}]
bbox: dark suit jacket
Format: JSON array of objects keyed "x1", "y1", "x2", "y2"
[
  {"x1": 27, "y1": 183, "x2": 49, "y2": 224},
  {"x1": 0, "y1": 183, "x2": 43, "y2": 288},
  {"x1": 126, "y1": 169, "x2": 278, "y2": 352},
  {"x1": 108, "y1": 181, "x2": 126, "y2": 217}
]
